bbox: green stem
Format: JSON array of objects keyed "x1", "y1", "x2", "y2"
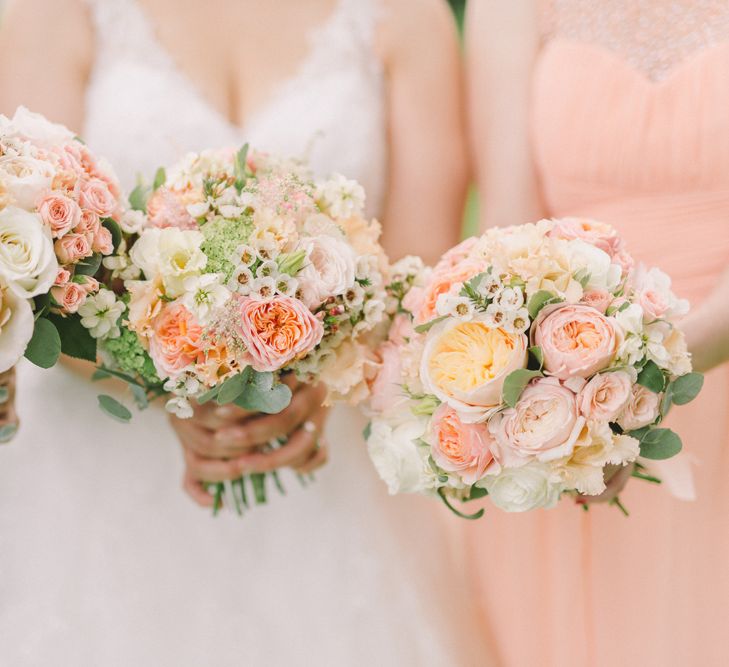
[
  {"x1": 632, "y1": 470, "x2": 662, "y2": 484},
  {"x1": 610, "y1": 496, "x2": 630, "y2": 517},
  {"x1": 271, "y1": 471, "x2": 286, "y2": 495},
  {"x1": 212, "y1": 483, "x2": 224, "y2": 517},
  {"x1": 437, "y1": 488, "x2": 485, "y2": 520},
  {"x1": 250, "y1": 473, "x2": 267, "y2": 505}
]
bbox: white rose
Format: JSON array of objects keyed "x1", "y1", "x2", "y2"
[
  {"x1": 0, "y1": 106, "x2": 74, "y2": 149},
  {"x1": 0, "y1": 155, "x2": 55, "y2": 210},
  {"x1": 0, "y1": 207, "x2": 58, "y2": 298},
  {"x1": 482, "y1": 462, "x2": 563, "y2": 512},
  {"x1": 0, "y1": 285, "x2": 34, "y2": 372},
  {"x1": 618, "y1": 385, "x2": 661, "y2": 431},
  {"x1": 297, "y1": 234, "x2": 356, "y2": 307},
  {"x1": 367, "y1": 418, "x2": 435, "y2": 495},
  {"x1": 560, "y1": 239, "x2": 622, "y2": 292}
]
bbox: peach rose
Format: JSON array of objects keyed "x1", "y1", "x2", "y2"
[
  {"x1": 489, "y1": 377, "x2": 585, "y2": 465},
  {"x1": 580, "y1": 289, "x2": 611, "y2": 314},
  {"x1": 92, "y1": 225, "x2": 114, "y2": 255},
  {"x1": 534, "y1": 304, "x2": 617, "y2": 379},
  {"x1": 74, "y1": 209, "x2": 101, "y2": 239},
  {"x1": 78, "y1": 275, "x2": 99, "y2": 294},
  {"x1": 549, "y1": 217, "x2": 621, "y2": 257},
  {"x1": 51, "y1": 282, "x2": 88, "y2": 314},
  {"x1": 54, "y1": 233, "x2": 91, "y2": 264},
  {"x1": 58, "y1": 143, "x2": 121, "y2": 199},
  {"x1": 149, "y1": 303, "x2": 204, "y2": 379},
  {"x1": 578, "y1": 370, "x2": 632, "y2": 422},
  {"x1": 417, "y1": 259, "x2": 486, "y2": 324},
  {"x1": 79, "y1": 178, "x2": 116, "y2": 218},
  {"x1": 37, "y1": 192, "x2": 81, "y2": 238},
  {"x1": 617, "y1": 385, "x2": 661, "y2": 432},
  {"x1": 147, "y1": 187, "x2": 197, "y2": 230},
  {"x1": 236, "y1": 295, "x2": 324, "y2": 372},
  {"x1": 54, "y1": 267, "x2": 71, "y2": 286},
  {"x1": 421, "y1": 315, "x2": 528, "y2": 419},
  {"x1": 430, "y1": 403, "x2": 495, "y2": 484}
]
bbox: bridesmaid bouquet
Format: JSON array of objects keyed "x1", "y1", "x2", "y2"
[
  {"x1": 365, "y1": 219, "x2": 703, "y2": 518},
  {"x1": 0, "y1": 107, "x2": 125, "y2": 376},
  {"x1": 91, "y1": 145, "x2": 388, "y2": 509}
]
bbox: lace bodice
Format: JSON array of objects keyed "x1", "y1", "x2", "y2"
[
  {"x1": 541, "y1": 0, "x2": 729, "y2": 81},
  {"x1": 83, "y1": 0, "x2": 386, "y2": 217}
]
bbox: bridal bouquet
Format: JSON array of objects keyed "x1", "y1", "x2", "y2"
[
  {"x1": 92, "y1": 145, "x2": 388, "y2": 510},
  {"x1": 365, "y1": 219, "x2": 703, "y2": 518},
  {"x1": 0, "y1": 107, "x2": 125, "y2": 375}
]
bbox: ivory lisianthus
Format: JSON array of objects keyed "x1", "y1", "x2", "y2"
[
  {"x1": 236, "y1": 295, "x2": 324, "y2": 372},
  {"x1": 0, "y1": 206, "x2": 58, "y2": 298},
  {"x1": 534, "y1": 303, "x2": 618, "y2": 379},
  {"x1": 0, "y1": 286, "x2": 34, "y2": 372},
  {"x1": 489, "y1": 377, "x2": 585, "y2": 465},
  {"x1": 430, "y1": 404, "x2": 495, "y2": 484},
  {"x1": 421, "y1": 315, "x2": 528, "y2": 418}
]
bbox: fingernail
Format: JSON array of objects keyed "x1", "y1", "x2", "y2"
[{"x1": 215, "y1": 406, "x2": 237, "y2": 420}]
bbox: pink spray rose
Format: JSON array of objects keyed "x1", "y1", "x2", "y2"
[
  {"x1": 79, "y1": 178, "x2": 116, "y2": 218},
  {"x1": 578, "y1": 370, "x2": 633, "y2": 422},
  {"x1": 37, "y1": 192, "x2": 81, "y2": 238},
  {"x1": 147, "y1": 187, "x2": 197, "y2": 230},
  {"x1": 51, "y1": 281, "x2": 88, "y2": 314},
  {"x1": 533, "y1": 303, "x2": 618, "y2": 379},
  {"x1": 618, "y1": 385, "x2": 661, "y2": 431},
  {"x1": 54, "y1": 233, "x2": 91, "y2": 264},
  {"x1": 579, "y1": 289, "x2": 611, "y2": 314}
]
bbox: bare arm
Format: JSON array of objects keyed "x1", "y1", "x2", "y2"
[
  {"x1": 465, "y1": 0, "x2": 543, "y2": 231},
  {"x1": 0, "y1": 0, "x2": 93, "y2": 130},
  {"x1": 377, "y1": 0, "x2": 468, "y2": 265}
]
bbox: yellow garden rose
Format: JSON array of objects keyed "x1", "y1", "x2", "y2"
[{"x1": 420, "y1": 315, "x2": 528, "y2": 420}]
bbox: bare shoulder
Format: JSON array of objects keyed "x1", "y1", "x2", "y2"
[{"x1": 375, "y1": 0, "x2": 460, "y2": 66}]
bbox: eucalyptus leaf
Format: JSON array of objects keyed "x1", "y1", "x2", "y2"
[
  {"x1": 196, "y1": 385, "x2": 222, "y2": 405},
  {"x1": 130, "y1": 384, "x2": 149, "y2": 410},
  {"x1": 234, "y1": 380, "x2": 292, "y2": 414},
  {"x1": 527, "y1": 290, "x2": 562, "y2": 319},
  {"x1": 153, "y1": 167, "x2": 166, "y2": 191},
  {"x1": 637, "y1": 427, "x2": 682, "y2": 460},
  {"x1": 128, "y1": 183, "x2": 150, "y2": 212},
  {"x1": 48, "y1": 313, "x2": 97, "y2": 361},
  {"x1": 502, "y1": 369, "x2": 543, "y2": 408},
  {"x1": 0, "y1": 423, "x2": 18, "y2": 443},
  {"x1": 363, "y1": 422, "x2": 372, "y2": 440},
  {"x1": 637, "y1": 360, "x2": 666, "y2": 393},
  {"x1": 75, "y1": 253, "x2": 102, "y2": 277},
  {"x1": 669, "y1": 372, "x2": 704, "y2": 405},
  {"x1": 97, "y1": 394, "x2": 132, "y2": 423},
  {"x1": 24, "y1": 317, "x2": 61, "y2": 369},
  {"x1": 528, "y1": 345, "x2": 544, "y2": 371},
  {"x1": 216, "y1": 371, "x2": 251, "y2": 405}
]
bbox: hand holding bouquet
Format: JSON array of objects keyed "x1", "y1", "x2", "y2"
[
  {"x1": 93, "y1": 145, "x2": 389, "y2": 512},
  {"x1": 366, "y1": 219, "x2": 703, "y2": 518}
]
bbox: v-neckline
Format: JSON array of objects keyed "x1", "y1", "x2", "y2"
[{"x1": 128, "y1": 0, "x2": 346, "y2": 137}]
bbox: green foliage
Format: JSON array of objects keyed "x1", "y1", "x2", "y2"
[
  {"x1": 637, "y1": 360, "x2": 666, "y2": 393},
  {"x1": 101, "y1": 325, "x2": 161, "y2": 386},
  {"x1": 631, "y1": 427, "x2": 682, "y2": 460},
  {"x1": 502, "y1": 369, "x2": 543, "y2": 408},
  {"x1": 200, "y1": 215, "x2": 253, "y2": 280},
  {"x1": 102, "y1": 217, "x2": 123, "y2": 253},
  {"x1": 276, "y1": 249, "x2": 307, "y2": 276},
  {"x1": 97, "y1": 394, "x2": 132, "y2": 423},
  {"x1": 414, "y1": 315, "x2": 448, "y2": 334},
  {"x1": 24, "y1": 317, "x2": 61, "y2": 368},
  {"x1": 527, "y1": 290, "x2": 562, "y2": 319},
  {"x1": 438, "y1": 488, "x2": 485, "y2": 520},
  {"x1": 75, "y1": 253, "x2": 102, "y2": 277},
  {"x1": 528, "y1": 345, "x2": 544, "y2": 370},
  {"x1": 669, "y1": 373, "x2": 704, "y2": 405},
  {"x1": 49, "y1": 313, "x2": 97, "y2": 362},
  {"x1": 233, "y1": 371, "x2": 292, "y2": 414},
  {"x1": 128, "y1": 183, "x2": 150, "y2": 212},
  {"x1": 234, "y1": 144, "x2": 249, "y2": 193},
  {"x1": 153, "y1": 167, "x2": 166, "y2": 191}
]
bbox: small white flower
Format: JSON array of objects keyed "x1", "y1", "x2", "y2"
[
  {"x1": 252, "y1": 275, "x2": 276, "y2": 299},
  {"x1": 510, "y1": 307, "x2": 530, "y2": 334},
  {"x1": 232, "y1": 244, "x2": 257, "y2": 267},
  {"x1": 316, "y1": 173, "x2": 366, "y2": 219},
  {"x1": 228, "y1": 265, "x2": 254, "y2": 294},
  {"x1": 182, "y1": 273, "x2": 230, "y2": 323},
  {"x1": 119, "y1": 209, "x2": 146, "y2": 235},
  {"x1": 483, "y1": 302, "x2": 509, "y2": 329},
  {"x1": 435, "y1": 292, "x2": 474, "y2": 320},
  {"x1": 363, "y1": 298, "x2": 385, "y2": 325},
  {"x1": 218, "y1": 204, "x2": 245, "y2": 219},
  {"x1": 256, "y1": 259, "x2": 279, "y2": 279},
  {"x1": 252, "y1": 237, "x2": 278, "y2": 261},
  {"x1": 186, "y1": 201, "x2": 211, "y2": 218},
  {"x1": 477, "y1": 272, "x2": 502, "y2": 299},
  {"x1": 343, "y1": 283, "x2": 365, "y2": 309},
  {"x1": 78, "y1": 288, "x2": 124, "y2": 339},
  {"x1": 274, "y1": 273, "x2": 298, "y2": 297},
  {"x1": 494, "y1": 286, "x2": 525, "y2": 311},
  {"x1": 166, "y1": 395, "x2": 193, "y2": 419}
]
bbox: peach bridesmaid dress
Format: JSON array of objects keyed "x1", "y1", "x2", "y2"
[{"x1": 465, "y1": 2, "x2": 729, "y2": 665}]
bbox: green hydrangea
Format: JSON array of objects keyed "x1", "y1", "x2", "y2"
[
  {"x1": 200, "y1": 215, "x2": 253, "y2": 280},
  {"x1": 103, "y1": 325, "x2": 161, "y2": 387}
]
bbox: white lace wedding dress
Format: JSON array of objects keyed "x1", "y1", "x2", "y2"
[{"x1": 0, "y1": 1, "x2": 490, "y2": 665}]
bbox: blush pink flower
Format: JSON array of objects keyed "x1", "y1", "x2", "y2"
[
  {"x1": 51, "y1": 282, "x2": 88, "y2": 314},
  {"x1": 433, "y1": 236, "x2": 478, "y2": 273},
  {"x1": 147, "y1": 187, "x2": 198, "y2": 230},
  {"x1": 54, "y1": 267, "x2": 71, "y2": 286},
  {"x1": 533, "y1": 304, "x2": 618, "y2": 379},
  {"x1": 80, "y1": 178, "x2": 116, "y2": 218},
  {"x1": 579, "y1": 289, "x2": 611, "y2": 314},
  {"x1": 578, "y1": 370, "x2": 633, "y2": 422},
  {"x1": 149, "y1": 303, "x2": 204, "y2": 379},
  {"x1": 92, "y1": 225, "x2": 114, "y2": 255},
  {"x1": 37, "y1": 192, "x2": 81, "y2": 238},
  {"x1": 549, "y1": 217, "x2": 622, "y2": 257},
  {"x1": 236, "y1": 295, "x2": 324, "y2": 372},
  {"x1": 74, "y1": 209, "x2": 101, "y2": 238},
  {"x1": 57, "y1": 143, "x2": 121, "y2": 199},
  {"x1": 417, "y1": 259, "x2": 486, "y2": 324},
  {"x1": 369, "y1": 341, "x2": 404, "y2": 414},
  {"x1": 430, "y1": 403, "x2": 495, "y2": 484},
  {"x1": 54, "y1": 233, "x2": 91, "y2": 264},
  {"x1": 617, "y1": 385, "x2": 661, "y2": 431}
]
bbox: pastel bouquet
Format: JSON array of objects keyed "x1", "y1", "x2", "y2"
[
  {"x1": 0, "y1": 107, "x2": 127, "y2": 386},
  {"x1": 92, "y1": 145, "x2": 388, "y2": 510},
  {"x1": 365, "y1": 219, "x2": 703, "y2": 518}
]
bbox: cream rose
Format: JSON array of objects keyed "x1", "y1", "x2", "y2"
[
  {"x1": 533, "y1": 303, "x2": 618, "y2": 379},
  {"x1": 578, "y1": 371, "x2": 633, "y2": 422},
  {"x1": 0, "y1": 155, "x2": 55, "y2": 210},
  {"x1": 0, "y1": 206, "x2": 58, "y2": 298},
  {"x1": 489, "y1": 377, "x2": 585, "y2": 465},
  {"x1": 482, "y1": 462, "x2": 563, "y2": 512},
  {"x1": 421, "y1": 315, "x2": 528, "y2": 420},
  {"x1": 0, "y1": 285, "x2": 34, "y2": 372},
  {"x1": 297, "y1": 234, "x2": 356, "y2": 308},
  {"x1": 618, "y1": 385, "x2": 661, "y2": 431},
  {"x1": 0, "y1": 106, "x2": 74, "y2": 149}
]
